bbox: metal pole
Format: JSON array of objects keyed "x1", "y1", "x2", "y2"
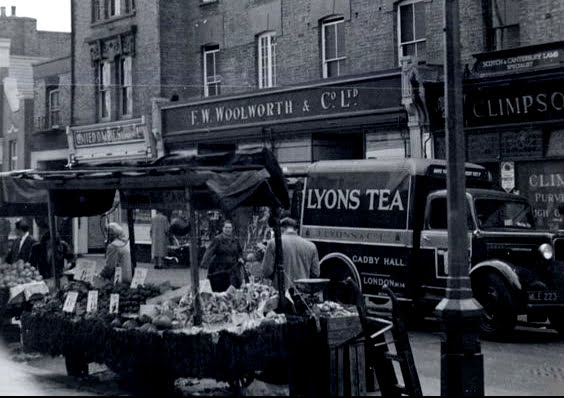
[
  {"x1": 186, "y1": 186, "x2": 202, "y2": 326},
  {"x1": 436, "y1": 0, "x2": 484, "y2": 395},
  {"x1": 47, "y1": 191, "x2": 59, "y2": 290},
  {"x1": 271, "y1": 207, "x2": 287, "y2": 312},
  {"x1": 126, "y1": 209, "x2": 137, "y2": 271}
]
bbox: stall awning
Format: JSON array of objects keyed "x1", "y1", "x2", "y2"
[
  {"x1": 0, "y1": 173, "x2": 48, "y2": 217},
  {"x1": 0, "y1": 148, "x2": 289, "y2": 217}
]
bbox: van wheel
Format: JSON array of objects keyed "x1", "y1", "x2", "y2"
[
  {"x1": 472, "y1": 272, "x2": 517, "y2": 337},
  {"x1": 320, "y1": 261, "x2": 358, "y2": 305},
  {"x1": 548, "y1": 310, "x2": 564, "y2": 337}
]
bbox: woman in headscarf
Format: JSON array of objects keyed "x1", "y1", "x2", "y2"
[{"x1": 100, "y1": 223, "x2": 132, "y2": 283}]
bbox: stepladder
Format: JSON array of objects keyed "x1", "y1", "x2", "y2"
[{"x1": 343, "y1": 278, "x2": 423, "y2": 397}]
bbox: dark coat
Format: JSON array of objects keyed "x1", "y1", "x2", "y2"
[
  {"x1": 6, "y1": 234, "x2": 37, "y2": 264},
  {"x1": 29, "y1": 238, "x2": 74, "y2": 279}
]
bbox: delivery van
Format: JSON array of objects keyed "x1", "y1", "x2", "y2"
[{"x1": 296, "y1": 158, "x2": 564, "y2": 336}]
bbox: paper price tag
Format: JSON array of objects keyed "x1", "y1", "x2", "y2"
[
  {"x1": 109, "y1": 294, "x2": 120, "y2": 314},
  {"x1": 113, "y1": 267, "x2": 122, "y2": 285},
  {"x1": 87, "y1": 290, "x2": 98, "y2": 313},
  {"x1": 130, "y1": 268, "x2": 148, "y2": 289},
  {"x1": 63, "y1": 291, "x2": 79, "y2": 313},
  {"x1": 75, "y1": 260, "x2": 97, "y2": 283}
]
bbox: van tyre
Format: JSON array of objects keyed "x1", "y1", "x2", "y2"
[
  {"x1": 472, "y1": 272, "x2": 517, "y2": 337},
  {"x1": 548, "y1": 311, "x2": 564, "y2": 337}
]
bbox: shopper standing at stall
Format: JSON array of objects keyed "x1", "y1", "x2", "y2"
[
  {"x1": 29, "y1": 231, "x2": 74, "y2": 280},
  {"x1": 151, "y1": 210, "x2": 170, "y2": 269},
  {"x1": 100, "y1": 223, "x2": 132, "y2": 283},
  {"x1": 262, "y1": 217, "x2": 320, "y2": 290},
  {"x1": 6, "y1": 219, "x2": 37, "y2": 264},
  {"x1": 201, "y1": 220, "x2": 244, "y2": 292}
]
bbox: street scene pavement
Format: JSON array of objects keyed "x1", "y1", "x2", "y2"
[{"x1": 1, "y1": 254, "x2": 562, "y2": 396}]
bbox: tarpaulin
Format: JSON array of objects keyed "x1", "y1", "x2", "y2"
[{"x1": 0, "y1": 176, "x2": 48, "y2": 217}]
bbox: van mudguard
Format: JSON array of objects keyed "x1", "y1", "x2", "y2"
[{"x1": 470, "y1": 259, "x2": 522, "y2": 292}]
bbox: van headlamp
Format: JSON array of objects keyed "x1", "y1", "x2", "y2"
[{"x1": 539, "y1": 243, "x2": 554, "y2": 260}]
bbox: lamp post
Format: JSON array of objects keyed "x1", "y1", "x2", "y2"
[{"x1": 435, "y1": 0, "x2": 485, "y2": 395}]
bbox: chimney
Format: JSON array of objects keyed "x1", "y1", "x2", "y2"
[
  {"x1": 1, "y1": 7, "x2": 6, "y2": 17},
  {"x1": 11, "y1": 6, "x2": 15, "y2": 16}
]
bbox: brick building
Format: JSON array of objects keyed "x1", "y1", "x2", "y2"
[
  {"x1": 0, "y1": 5, "x2": 70, "y2": 171},
  {"x1": 70, "y1": 0, "x2": 563, "y2": 249}
]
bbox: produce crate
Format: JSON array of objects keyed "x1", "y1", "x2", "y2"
[{"x1": 320, "y1": 314, "x2": 366, "y2": 397}]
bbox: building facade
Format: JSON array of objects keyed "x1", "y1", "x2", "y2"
[
  {"x1": 70, "y1": 0, "x2": 564, "y2": 252},
  {"x1": 0, "y1": 6, "x2": 70, "y2": 172}
]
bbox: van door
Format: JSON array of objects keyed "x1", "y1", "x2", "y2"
[{"x1": 420, "y1": 194, "x2": 474, "y2": 298}]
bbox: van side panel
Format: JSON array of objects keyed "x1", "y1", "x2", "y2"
[{"x1": 302, "y1": 171, "x2": 411, "y2": 229}]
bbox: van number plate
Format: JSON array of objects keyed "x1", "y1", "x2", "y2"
[{"x1": 528, "y1": 290, "x2": 558, "y2": 302}]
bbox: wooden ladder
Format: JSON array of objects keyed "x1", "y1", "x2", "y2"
[{"x1": 344, "y1": 279, "x2": 423, "y2": 397}]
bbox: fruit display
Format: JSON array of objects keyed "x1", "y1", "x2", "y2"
[
  {"x1": 0, "y1": 260, "x2": 43, "y2": 289},
  {"x1": 315, "y1": 301, "x2": 356, "y2": 318}
]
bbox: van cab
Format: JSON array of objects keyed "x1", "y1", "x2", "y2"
[{"x1": 296, "y1": 158, "x2": 564, "y2": 336}]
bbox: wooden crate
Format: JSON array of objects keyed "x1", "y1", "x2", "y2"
[{"x1": 320, "y1": 315, "x2": 367, "y2": 396}]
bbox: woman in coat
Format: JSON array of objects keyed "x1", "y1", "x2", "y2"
[
  {"x1": 200, "y1": 220, "x2": 244, "y2": 292},
  {"x1": 151, "y1": 210, "x2": 170, "y2": 269},
  {"x1": 100, "y1": 223, "x2": 132, "y2": 283}
]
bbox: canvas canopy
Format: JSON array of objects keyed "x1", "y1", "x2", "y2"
[
  {"x1": 0, "y1": 173, "x2": 48, "y2": 217},
  {"x1": 0, "y1": 148, "x2": 289, "y2": 216}
]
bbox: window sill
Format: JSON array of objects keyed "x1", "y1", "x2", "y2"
[{"x1": 91, "y1": 11, "x2": 136, "y2": 28}]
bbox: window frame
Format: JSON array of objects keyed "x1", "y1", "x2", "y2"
[
  {"x1": 321, "y1": 17, "x2": 346, "y2": 79},
  {"x1": 98, "y1": 61, "x2": 112, "y2": 121},
  {"x1": 92, "y1": 0, "x2": 102, "y2": 22},
  {"x1": 397, "y1": 0, "x2": 427, "y2": 64},
  {"x1": 203, "y1": 45, "x2": 221, "y2": 97},
  {"x1": 257, "y1": 31, "x2": 277, "y2": 89},
  {"x1": 9, "y1": 141, "x2": 17, "y2": 171},
  {"x1": 119, "y1": 56, "x2": 133, "y2": 117},
  {"x1": 48, "y1": 88, "x2": 61, "y2": 128},
  {"x1": 109, "y1": 0, "x2": 121, "y2": 17},
  {"x1": 487, "y1": 0, "x2": 520, "y2": 51}
]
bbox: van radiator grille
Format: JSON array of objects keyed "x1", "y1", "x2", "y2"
[{"x1": 555, "y1": 239, "x2": 564, "y2": 261}]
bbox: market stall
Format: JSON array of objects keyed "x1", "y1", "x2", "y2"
[
  {"x1": 0, "y1": 175, "x2": 50, "y2": 326},
  {"x1": 5, "y1": 148, "x2": 369, "y2": 395}
]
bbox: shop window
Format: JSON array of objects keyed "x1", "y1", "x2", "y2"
[
  {"x1": 487, "y1": 0, "x2": 520, "y2": 51},
  {"x1": 397, "y1": 0, "x2": 426, "y2": 63},
  {"x1": 120, "y1": 56, "x2": 133, "y2": 116},
  {"x1": 9, "y1": 141, "x2": 17, "y2": 171},
  {"x1": 321, "y1": 17, "x2": 346, "y2": 78},
  {"x1": 48, "y1": 88, "x2": 61, "y2": 128},
  {"x1": 203, "y1": 44, "x2": 221, "y2": 97},
  {"x1": 98, "y1": 61, "x2": 111, "y2": 120},
  {"x1": 365, "y1": 130, "x2": 409, "y2": 159},
  {"x1": 258, "y1": 32, "x2": 277, "y2": 89}
]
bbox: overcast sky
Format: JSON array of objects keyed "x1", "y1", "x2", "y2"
[{"x1": 0, "y1": 0, "x2": 70, "y2": 32}]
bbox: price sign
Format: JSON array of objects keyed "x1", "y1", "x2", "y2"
[
  {"x1": 501, "y1": 161, "x2": 515, "y2": 193},
  {"x1": 130, "y1": 268, "x2": 148, "y2": 289},
  {"x1": 113, "y1": 267, "x2": 122, "y2": 285},
  {"x1": 75, "y1": 260, "x2": 97, "y2": 283},
  {"x1": 109, "y1": 294, "x2": 120, "y2": 314},
  {"x1": 87, "y1": 290, "x2": 98, "y2": 313},
  {"x1": 63, "y1": 291, "x2": 79, "y2": 313}
]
